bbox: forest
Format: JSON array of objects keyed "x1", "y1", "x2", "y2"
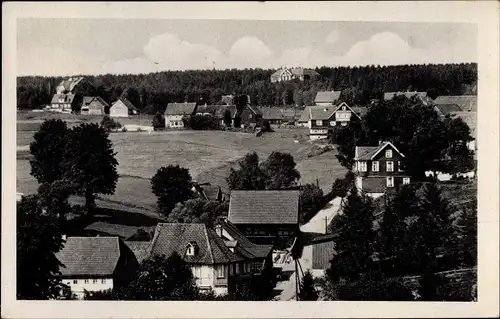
[{"x1": 17, "y1": 63, "x2": 477, "y2": 114}]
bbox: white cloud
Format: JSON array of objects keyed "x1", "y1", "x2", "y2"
[{"x1": 325, "y1": 30, "x2": 340, "y2": 45}]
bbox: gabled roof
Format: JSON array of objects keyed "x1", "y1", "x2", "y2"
[
  {"x1": 271, "y1": 67, "x2": 320, "y2": 78},
  {"x1": 355, "y1": 141, "x2": 405, "y2": 161},
  {"x1": 216, "y1": 218, "x2": 273, "y2": 259},
  {"x1": 51, "y1": 94, "x2": 75, "y2": 104},
  {"x1": 218, "y1": 95, "x2": 235, "y2": 106},
  {"x1": 228, "y1": 190, "x2": 300, "y2": 225},
  {"x1": 165, "y1": 102, "x2": 197, "y2": 116},
  {"x1": 195, "y1": 105, "x2": 219, "y2": 115},
  {"x1": 124, "y1": 241, "x2": 152, "y2": 264},
  {"x1": 433, "y1": 95, "x2": 477, "y2": 112},
  {"x1": 310, "y1": 106, "x2": 336, "y2": 120},
  {"x1": 82, "y1": 96, "x2": 109, "y2": 107},
  {"x1": 258, "y1": 107, "x2": 298, "y2": 121},
  {"x1": 56, "y1": 77, "x2": 84, "y2": 94},
  {"x1": 449, "y1": 111, "x2": 477, "y2": 140},
  {"x1": 150, "y1": 223, "x2": 243, "y2": 264},
  {"x1": 314, "y1": 91, "x2": 341, "y2": 103},
  {"x1": 199, "y1": 185, "x2": 222, "y2": 201},
  {"x1": 113, "y1": 98, "x2": 138, "y2": 111},
  {"x1": 332, "y1": 102, "x2": 364, "y2": 120},
  {"x1": 384, "y1": 91, "x2": 427, "y2": 101},
  {"x1": 56, "y1": 237, "x2": 121, "y2": 277},
  {"x1": 434, "y1": 103, "x2": 462, "y2": 116}
]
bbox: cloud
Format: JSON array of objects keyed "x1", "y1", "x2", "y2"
[{"x1": 325, "y1": 30, "x2": 340, "y2": 45}]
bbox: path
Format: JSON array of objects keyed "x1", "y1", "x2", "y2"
[{"x1": 299, "y1": 197, "x2": 343, "y2": 234}]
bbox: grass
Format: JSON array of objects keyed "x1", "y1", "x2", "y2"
[{"x1": 17, "y1": 113, "x2": 346, "y2": 236}]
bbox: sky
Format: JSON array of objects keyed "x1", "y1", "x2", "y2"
[{"x1": 17, "y1": 19, "x2": 477, "y2": 76}]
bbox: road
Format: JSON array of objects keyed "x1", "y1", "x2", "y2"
[{"x1": 299, "y1": 197, "x2": 343, "y2": 234}]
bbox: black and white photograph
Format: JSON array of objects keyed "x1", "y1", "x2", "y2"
[{"x1": 2, "y1": 1, "x2": 499, "y2": 318}]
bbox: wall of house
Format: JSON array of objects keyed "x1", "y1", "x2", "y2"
[
  {"x1": 89, "y1": 101, "x2": 104, "y2": 116},
  {"x1": 165, "y1": 114, "x2": 185, "y2": 128},
  {"x1": 110, "y1": 102, "x2": 129, "y2": 118},
  {"x1": 315, "y1": 102, "x2": 334, "y2": 107},
  {"x1": 62, "y1": 277, "x2": 114, "y2": 299},
  {"x1": 191, "y1": 264, "x2": 216, "y2": 291}
]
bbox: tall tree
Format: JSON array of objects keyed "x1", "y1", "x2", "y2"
[
  {"x1": 260, "y1": 151, "x2": 301, "y2": 189},
  {"x1": 17, "y1": 195, "x2": 66, "y2": 300},
  {"x1": 325, "y1": 189, "x2": 376, "y2": 283},
  {"x1": 227, "y1": 152, "x2": 267, "y2": 190},
  {"x1": 298, "y1": 270, "x2": 319, "y2": 301},
  {"x1": 29, "y1": 119, "x2": 68, "y2": 184},
  {"x1": 61, "y1": 123, "x2": 119, "y2": 213},
  {"x1": 151, "y1": 165, "x2": 194, "y2": 215},
  {"x1": 299, "y1": 183, "x2": 324, "y2": 224}
]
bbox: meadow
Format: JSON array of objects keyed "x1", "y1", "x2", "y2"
[{"x1": 17, "y1": 113, "x2": 347, "y2": 238}]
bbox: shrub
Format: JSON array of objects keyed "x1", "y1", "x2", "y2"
[{"x1": 100, "y1": 116, "x2": 122, "y2": 132}]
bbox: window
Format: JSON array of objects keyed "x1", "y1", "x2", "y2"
[
  {"x1": 330, "y1": 121, "x2": 336, "y2": 126},
  {"x1": 359, "y1": 161, "x2": 367, "y2": 172},
  {"x1": 341, "y1": 122, "x2": 347, "y2": 126},
  {"x1": 403, "y1": 177, "x2": 410, "y2": 185},
  {"x1": 372, "y1": 161, "x2": 379, "y2": 172},
  {"x1": 386, "y1": 161, "x2": 394, "y2": 172},
  {"x1": 385, "y1": 149, "x2": 393, "y2": 158},
  {"x1": 216, "y1": 265, "x2": 225, "y2": 278},
  {"x1": 84, "y1": 279, "x2": 89, "y2": 284},
  {"x1": 93, "y1": 279, "x2": 98, "y2": 284},
  {"x1": 386, "y1": 177, "x2": 394, "y2": 188},
  {"x1": 316, "y1": 120, "x2": 323, "y2": 126},
  {"x1": 101, "y1": 279, "x2": 106, "y2": 284},
  {"x1": 398, "y1": 161, "x2": 404, "y2": 172},
  {"x1": 73, "y1": 279, "x2": 78, "y2": 284},
  {"x1": 342, "y1": 106, "x2": 346, "y2": 110}
]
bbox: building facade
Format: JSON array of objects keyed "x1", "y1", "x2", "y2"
[
  {"x1": 110, "y1": 98, "x2": 138, "y2": 118},
  {"x1": 306, "y1": 102, "x2": 366, "y2": 140},
  {"x1": 354, "y1": 142, "x2": 411, "y2": 198},
  {"x1": 270, "y1": 67, "x2": 320, "y2": 83},
  {"x1": 164, "y1": 102, "x2": 197, "y2": 128},
  {"x1": 81, "y1": 96, "x2": 109, "y2": 115}
]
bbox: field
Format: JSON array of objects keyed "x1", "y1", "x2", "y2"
[{"x1": 17, "y1": 113, "x2": 347, "y2": 237}]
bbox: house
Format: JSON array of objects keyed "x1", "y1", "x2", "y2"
[
  {"x1": 258, "y1": 107, "x2": 298, "y2": 125},
  {"x1": 449, "y1": 111, "x2": 477, "y2": 152},
  {"x1": 383, "y1": 91, "x2": 427, "y2": 101},
  {"x1": 149, "y1": 223, "x2": 256, "y2": 295},
  {"x1": 48, "y1": 77, "x2": 84, "y2": 113},
  {"x1": 195, "y1": 104, "x2": 219, "y2": 117},
  {"x1": 308, "y1": 102, "x2": 366, "y2": 140},
  {"x1": 81, "y1": 96, "x2": 109, "y2": 115},
  {"x1": 164, "y1": 102, "x2": 197, "y2": 128},
  {"x1": 227, "y1": 190, "x2": 300, "y2": 246},
  {"x1": 110, "y1": 98, "x2": 139, "y2": 118},
  {"x1": 56, "y1": 236, "x2": 139, "y2": 299},
  {"x1": 214, "y1": 217, "x2": 274, "y2": 274},
  {"x1": 124, "y1": 241, "x2": 152, "y2": 264},
  {"x1": 270, "y1": 66, "x2": 320, "y2": 83},
  {"x1": 221, "y1": 104, "x2": 262, "y2": 128},
  {"x1": 314, "y1": 91, "x2": 342, "y2": 106},
  {"x1": 433, "y1": 95, "x2": 477, "y2": 112},
  {"x1": 433, "y1": 103, "x2": 462, "y2": 117},
  {"x1": 192, "y1": 183, "x2": 225, "y2": 202},
  {"x1": 354, "y1": 141, "x2": 411, "y2": 198}
]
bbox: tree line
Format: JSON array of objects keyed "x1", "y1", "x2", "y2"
[{"x1": 17, "y1": 63, "x2": 477, "y2": 112}]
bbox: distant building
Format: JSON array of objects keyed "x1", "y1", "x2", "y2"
[
  {"x1": 56, "y1": 236, "x2": 139, "y2": 299},
  {"x1": 258, "y1": 107, "x2": 298, "y2": 125},
  {"x1": 110, "y1": 98, "x2": 139, "y2": 118},
  {"x1": 49, "y1": 77, "x2": 84, "y2": 113},
  {"x1": 227, "y1": 190, "x2": 300, "y2": 246},
  {"x1": 149, "y1": 223, "x2": 255, "y2": 295},
  {"x1": 301, "y1": 102, "x2": 367, "y2": 140},
  {"x1": 383, "y1": 91, "x2": 428, "y2": 101},
  {"x1": 314, "y1": 91, "x2": 342, "y2": 106},
  {"x1": 270, "y1": 67, "x2": 320, "y2": 83},
  {"x1": 449, "y1": 111, "x2": 477, "y2": 152},
  {"x1": 433, "y1": 103, "x2": 462, "y2": 118},
  {"x1": 354, "y1": 141, "x2": 411, "y2": 198},
  {"x1": 81, "y1": 96, "x2": 109, "y2": 115},
  {"x1": 433, "y1": 95, "x2": 477, "y2": 112},
  {"x1": 164, "y1": 102, "x2": 197, "y2": 128}
]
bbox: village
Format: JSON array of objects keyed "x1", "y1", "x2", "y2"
[{"x1": 16, "y1": 65, "x2": 478, "y2": 302}]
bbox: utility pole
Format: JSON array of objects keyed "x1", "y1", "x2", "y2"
[
  {"x1": 295, "y1": 259, "x2": 299, "y2": 301},
  {"x1": 325, "y1": 216, "x2": 328, "y2": 233}
]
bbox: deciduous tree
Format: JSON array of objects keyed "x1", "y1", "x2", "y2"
[
  {"x1": 151, "y1": 165, "x2": 194, "y2": 215},
  {"x1": 227, "y1": 152, "x2": 267, "y2": 190},
  {"x1": 260, "y1": 151, "x2": 300, "y2": 189}
]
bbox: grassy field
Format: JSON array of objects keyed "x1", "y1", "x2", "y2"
[{"x1": 16, "y1": 113, "x2": 346, "y2": 237}]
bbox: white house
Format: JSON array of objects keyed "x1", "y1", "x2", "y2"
[
  {"x1": 110, "y1": 98, "x2": 138, "y2": 118},
  {"x1": 56, "y1": 236, "x2": 139, "y2": 299},
  {"x1": 164, "y1": 102, "x2": 197, "y2": 128}
]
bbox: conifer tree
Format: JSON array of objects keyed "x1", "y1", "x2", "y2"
[{"x1": 299, "y1": 270, "x2": 318, "y2": 301}]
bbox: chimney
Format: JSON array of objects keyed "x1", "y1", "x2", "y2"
[
  {"x1": 62, "y1": 234, "x2": 67, "y2": 241},
  {"x1": 378, "y1": 140, "x2": 383, "y2": 146}
]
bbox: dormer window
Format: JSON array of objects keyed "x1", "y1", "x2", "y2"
[
  {"x1": 186, "y1": 242, "x2": 198, "y2": 256},
  {"x1": 385, "y1": 149, "x2": 393, "y2": 158}
]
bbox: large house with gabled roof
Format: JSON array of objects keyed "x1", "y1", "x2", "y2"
[
  {"x1": 48, "y1": 77, "x2": 85, "y2": 113},
  {"x1": 354, "y1": 141, "x2": 411, "y2": 198},
  {"x1": 164, "y1": 102, "x2": 197, "y2": 128},
  {"x1": 270, "y1": 66, "x2": 320, "y2": 83}
]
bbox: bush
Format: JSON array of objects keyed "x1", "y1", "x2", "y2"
[
  {"x1": 121, "y1": 127, "x2": 128, "y2": 132},
  {"x1": 183, "y1": 114, "x2": 221, "y2": 130},
  {"x1": 100, "y1": 116, "x2": 122, "y2": 132},
  {"x1": 152, "y1": 112, "x2": 165, "y2": 129}
]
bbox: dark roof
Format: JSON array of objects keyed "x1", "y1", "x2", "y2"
[
  {"x1": 113, "y1": 98, "x2": 138, "y2": 111},
  {"x1": 217, "y1": 219, "x2": 273, "y2": 259},
  {"x1": 218, "y1": 95, "x2": 235, "y2": 106},
  {"x1": 124, "y1": 241, "x2": 152, "y2": 264},
  {"x1": 384, "y1": 92, "x2": 427, "y2": 101},
  {"x1": 228, "y1": 190, "x2": 299, "y2": 225},
  {"x1": 150, "y1": 223, "x2": 243, "y2": 264},
  {"x1": 56, "y1": 237, "x2": 121, "y2": 277},
  {"x1": 434, "y1": 104, "x2": 462, "y2": 116},
  {"x1": 434, "y1": 95, "x2": 477, "y2": 112},
  {"x1": 195, "y1": 105, "x2": 219, "y2": 115},
  {"x1": 259, "y1": 107, "x2": 298, "y2": 121},
  {"x1": 51, "y1": 94, "x2": 75, "y2": 104},
  {"x1": 355, "y1": 142, "x2": 405, "y2": 160},
  {"x1": 82, "y1": 96, "x2": 109, "y2": 107},
  {"x1": 449, "y1": 111, "x2": 477, "y2": 140},
  {"x1": 309, "y1": 107, "x2": 336, "y2": 120},
  {"x1": 56, "y1": 77, "x2": 84, "y2": 93},
  {"x1": 165, "y1": 102, "x2": 197, "y2": 115},
  {"x1": 314, "y1": 91, "x2": 341, "y2": 103},
  {"x1": 200, "y1": 185, "x2": 221, "y2": 201}
]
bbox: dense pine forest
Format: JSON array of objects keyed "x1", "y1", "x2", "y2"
[{"x1": 17, "y1": 63, "x2": 477, "y2": 114}]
